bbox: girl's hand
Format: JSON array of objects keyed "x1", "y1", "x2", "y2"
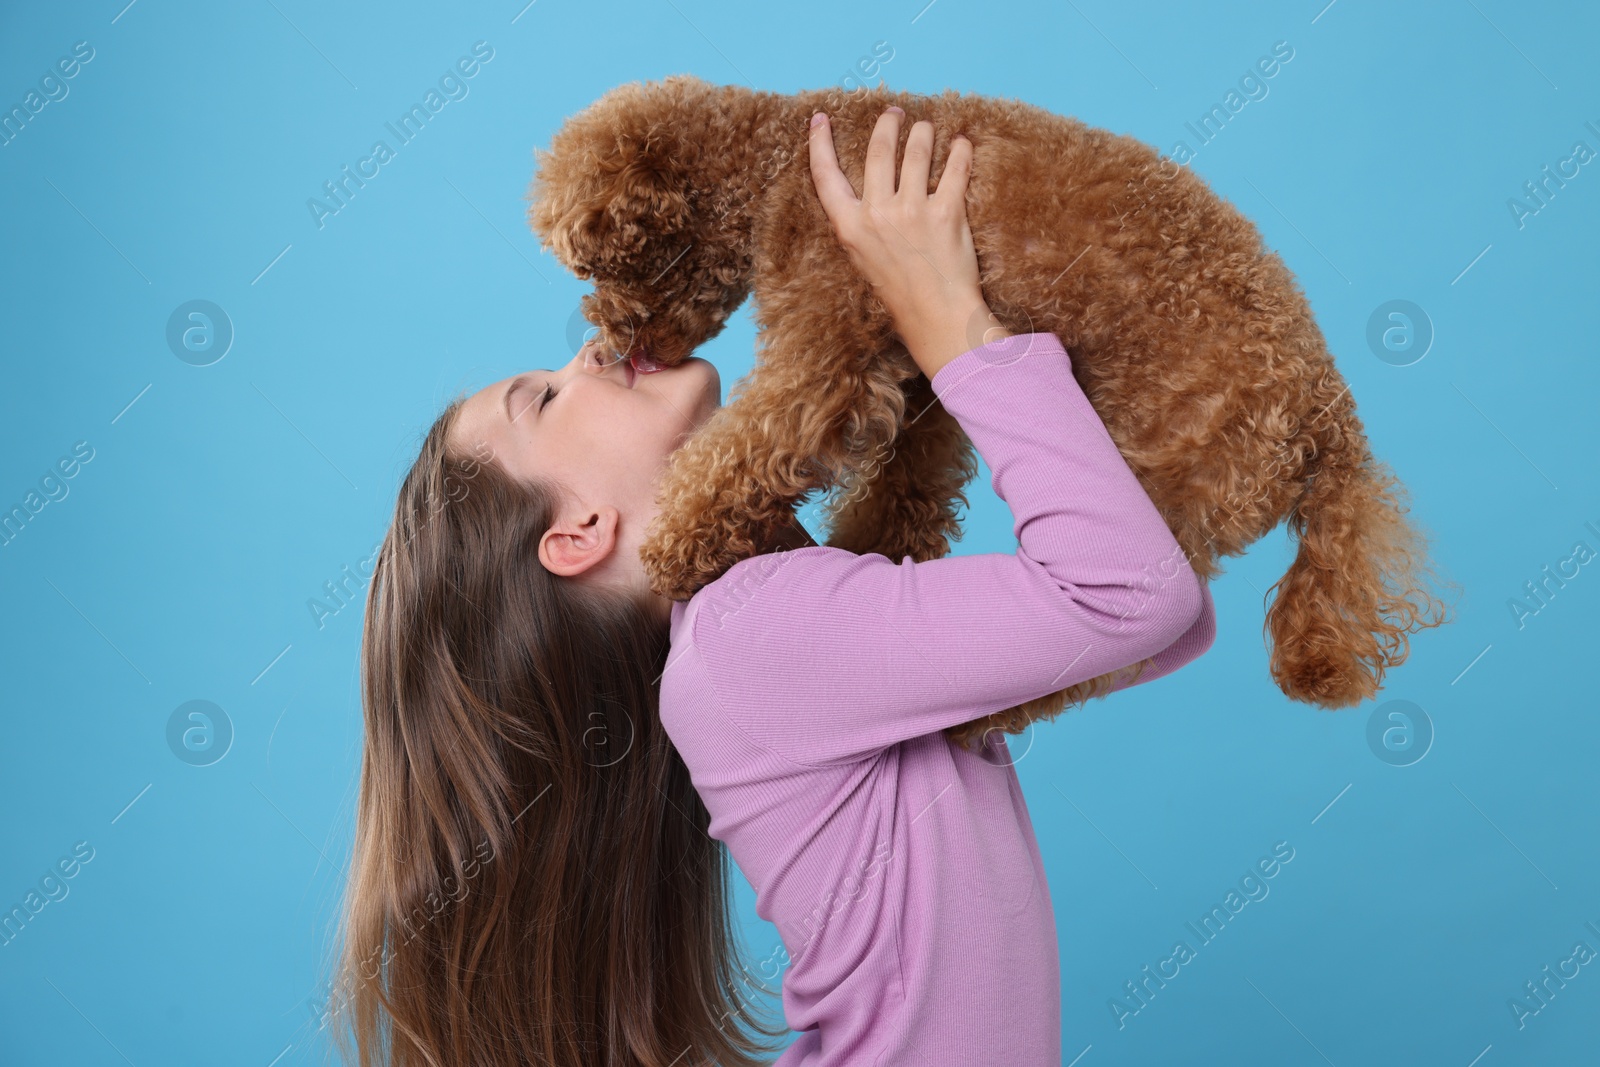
[{"x1": 807, "y1": 108, "x2": 1006, "y2": 380}]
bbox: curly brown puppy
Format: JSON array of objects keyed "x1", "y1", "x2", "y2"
[{"x1": 527, "y1": 74, "x2": 1455, "y2": 749}]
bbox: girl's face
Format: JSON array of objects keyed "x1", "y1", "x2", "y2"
[{"x1": 449, "y1": 338, "x2": 721, "y2": 590}]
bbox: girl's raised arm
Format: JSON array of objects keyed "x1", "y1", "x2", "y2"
[{"x1": 675, "y1": 329, "x2": 1212, "y2": 769}]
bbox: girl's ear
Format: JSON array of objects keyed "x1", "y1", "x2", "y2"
[
  {"x1": 537, "y1": 504, "x2": 622, "y2": 579},
  {"x1": 529, "y1": 145, "x2": 692, "y2": 278}
]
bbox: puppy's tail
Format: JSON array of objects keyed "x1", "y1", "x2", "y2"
[{"x1": 1263, "y1": 395, "x2": 1457, "y2": 708}]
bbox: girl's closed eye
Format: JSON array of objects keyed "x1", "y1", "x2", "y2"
[{"x1": 539, "y1": 383, "x2": 556, "y2": 410}]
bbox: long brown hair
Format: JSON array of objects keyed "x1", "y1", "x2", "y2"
[{"x1": 329, "y1": 398, "x2": 787, "y2": 1066}]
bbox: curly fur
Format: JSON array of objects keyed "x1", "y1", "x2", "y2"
[{"x1": 527, "y1": 75, "x2": 1457, "y2": 750}]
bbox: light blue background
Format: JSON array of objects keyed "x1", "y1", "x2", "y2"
[{"x1": 2, "y1": 1, "x2": 1596, "y2": 1064}]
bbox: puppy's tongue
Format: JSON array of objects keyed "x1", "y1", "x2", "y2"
[{"x1": 630, "y1": 352, "x2": 664, "y2": 374}]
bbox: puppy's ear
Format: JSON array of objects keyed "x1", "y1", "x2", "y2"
[{"x1": 529, "y1": 142, "x2": 691, "y2": 277}]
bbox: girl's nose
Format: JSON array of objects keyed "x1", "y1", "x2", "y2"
[{"x1": 580, "y1": 337, "x2": 624, "y2": 370}]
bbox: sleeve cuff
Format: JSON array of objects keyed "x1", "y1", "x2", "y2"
[{"x1": 930, "y1": 332, "x2": 1070, "y2": 399}]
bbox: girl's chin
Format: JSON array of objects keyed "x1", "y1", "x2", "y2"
[{"x1": 681, "y1": 359, "x2": 721, "y2": 408}]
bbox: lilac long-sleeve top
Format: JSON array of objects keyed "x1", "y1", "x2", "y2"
[{"x1": 660, "y1": 332, "x2": 1217, "y2": 1066}]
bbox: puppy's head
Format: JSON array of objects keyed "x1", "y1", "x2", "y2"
[{"x1": 529, "y1": 76, "x2": 752, "y2": 365}]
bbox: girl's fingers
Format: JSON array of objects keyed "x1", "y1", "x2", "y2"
[
  {"x1": 861, "y1": 108, "x2": 903, "y2": 205},
  {"x1": 807, "y1": 114, "x2": 859, "y2": 223},
  {"x1": 933, "y1": 133, "x2": 973, "y2": 207},
  {"x1": 899, "y1": 120, "x2": 934, "y2": 198}
]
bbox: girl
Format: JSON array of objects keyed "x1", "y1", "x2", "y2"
[{"x1": 335, "y1": 107, "x2": 1216, "y2": 1066}]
